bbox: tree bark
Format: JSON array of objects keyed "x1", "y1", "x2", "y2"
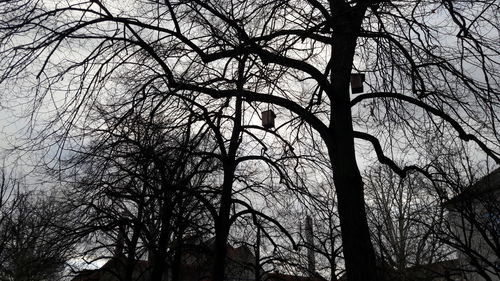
[
  {"x1": 213, "y1": 63, "x2": 245, "y2": 280},
  {"x1": 328, "y1": 7, "x2": 379, "y2": 281},
  {"x1": 213, "y1": 162, "x2": 234, "y2": 281},
  {"x1": 329, "y1": 81, "x2": 379, "y2": 281}
]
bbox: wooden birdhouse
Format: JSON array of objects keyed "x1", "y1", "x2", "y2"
[
  {"x1": 262, "y1": 110, "x2": 276, "y2": 129},
  {"x1": 350, "y1": 73, "x2": 365, "y2": 94}
]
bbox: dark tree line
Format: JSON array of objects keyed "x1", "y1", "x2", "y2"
[{"x1": 0, "y1": 172, "x2": 75, "y2": 281}]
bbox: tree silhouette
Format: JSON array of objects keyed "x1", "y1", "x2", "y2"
[
  {"x1": 0, "y1": 1, "x2": 498, "y2": 280},
  {"x1": 0, "y1": 176, "x2": 75, "y2": 281}
]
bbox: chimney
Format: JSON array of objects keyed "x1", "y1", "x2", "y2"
[
  {"x1": 114, "y1": 229, "x2": 125, "y2": 258},
  {"x1": 305, "y1": 215, "x2": 316, "y2": 275}
]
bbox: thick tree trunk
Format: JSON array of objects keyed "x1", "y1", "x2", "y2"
[
  {"x1": 213, "y1": 61, "x2": 245, "y2": 281},
  {"x1": 328, "y1": 9, "x2": 378, "y2": 280},
  {"x1": 123, "y1": 226, "x2": 141, "y2": 281},
  {"x1": 171, "y1": 240, "x2": 181, "y2": 281},
  {"x1": 331, "y1": 152, "x2": 378, "y2": 281},
  {"x1": 213, "y1": 164, "x2": 234, "y2": 281},
  {"x1": 151, "y1": 201, "x2": 173, "y2": 281},
  {"x1": 329, "y1": 79, "x2": 379, "y2": 281},
  {"x1": 213, "y1": 113, "x2": 240, "y2": 280}
]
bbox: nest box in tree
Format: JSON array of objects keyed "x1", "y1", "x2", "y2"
[
  {"x1": 350, "y1": 73, "x2": 365, "y2": 94},
  {"x1": 262, "y1": 110, "x2": 276, "y2": 129}
]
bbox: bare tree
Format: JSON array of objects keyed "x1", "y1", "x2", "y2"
[
  {"x1": 364, "y1": 164, "x2": 454, "y2": 280},
  {"x1": 426, "y1": 155, "x2": 500, "y2": 281},
  {"x1": 61, "y1": 100, "x2": 219, "y2": 281},
  {"x1": 0, "y1": 177, "x2": 75, "y2": 281},
  {"x1": 0, "y1": 1, "x2": 498, "y2": 281}
]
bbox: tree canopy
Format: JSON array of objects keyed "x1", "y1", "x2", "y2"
[{"x1": 0, "y1": 0, "x2": 498, "y2": 281}]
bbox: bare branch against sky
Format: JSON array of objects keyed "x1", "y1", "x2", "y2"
[{"x1": 0, "y1": 1, "x2": 498, "y2": 281}]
